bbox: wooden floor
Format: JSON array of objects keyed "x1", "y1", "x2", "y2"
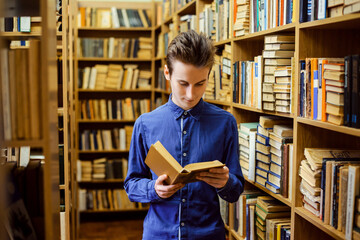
[{"x1": 79, "y1": 219, "x2": 144, "y2": 240}]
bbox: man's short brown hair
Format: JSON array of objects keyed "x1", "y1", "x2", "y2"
[{"x1": 166, "y1": 30, "x2": 216, "y2": 76}]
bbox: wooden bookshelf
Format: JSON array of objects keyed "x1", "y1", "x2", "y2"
[
  {"x1": 72, "y1": 1, "x2": 157, "y2": 236},
  {"x1": 157, "y1": 0, "x2": 360, "y2": 239},
  {"x1": 0, "y1": 0, "x2": 60, "y2": 240}
]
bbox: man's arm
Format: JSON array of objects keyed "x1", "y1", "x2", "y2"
[
  {"x1": 124, "y1": 116, "x2": 184, "y2": 202},
  {"x1": 124, "y1": 116, "x2": 162, "y2": 203}
]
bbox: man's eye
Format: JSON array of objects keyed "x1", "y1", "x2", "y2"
[{"x1": 179, "y1": 82, "x2": 188, "y2": 86}]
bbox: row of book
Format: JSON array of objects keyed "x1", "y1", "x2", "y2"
[
  {"x1": 299, "y1": 56, "x2": 360, "y2": 128},
  {"x1": 299, "y1": 0, "x2": 360, "y2": 23},
  {"x1": 79, "y1": 126, "x2": 133, "y2": 151},
  {"x1": 157, "y1": 68, "x2": 170, "y2": 92},
  {"x1": 79, "y1": 98, "x2": 151, "y2": 121},
  {"x1": 77, "y1": 158, "x2": 128, "y2": 181},
  {"x1": 205, "y1": 44, "x2": 232, "y2": 102},
  {"x1": 232, "y1": 193, "x2": 291, "y2": 240},
  {"x1": 178, "y1": 14, "x2": 197, "y2": 33},
  {"x1": 234, "y1": 0, "x2": 294, "y2": 36},
  {"x1": 239, "y1": 115, "x2": 294, "y2": 198},
  {"x1": 78, "y1": 37, "x2": 152, "y2": 59},
  {"x1": 162, "y1": 0, "x2": 193, "y2": 22},
  {"x1": 78, "y1": 188, "x2": 146, "y2": 211},
  {"x1": 1, "y1": 40, "x2": 42, "y2": 141},
  {"x1": 77, "y1": 7, "x2": 151, "y2": 28},
  {"x1": 299, "y1": 148, "x2": 360, "y2": 239},
  {"x1": 78, "y1": 64, "x2": 152, "y2": 90},
  {"x1": 198, "y1": 0, "x2": 231, "y2": 42}
]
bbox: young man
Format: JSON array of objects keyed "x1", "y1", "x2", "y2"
[{"x1": 124, "y1": 30, "x2": 244, "y2": 239}]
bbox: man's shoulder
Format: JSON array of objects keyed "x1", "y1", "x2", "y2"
[
  {"x1": 136, "y1": 103, "x2": 169, "y2": 123},
  {"x1": 203, "y1": 101, "x2": 235, "y2": 120}
]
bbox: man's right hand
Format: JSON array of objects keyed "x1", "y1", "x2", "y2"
[{"x1": 155, "y1": 174, "x2": 185, "y2": 199}]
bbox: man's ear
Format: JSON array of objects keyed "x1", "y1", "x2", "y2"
[{"x1": 164, "y1": 65, "x2": 170, "y2": 81}]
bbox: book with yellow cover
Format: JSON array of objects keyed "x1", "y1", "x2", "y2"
[{"x1": 145, "y1": 141, "x2": 225, "y2": 185}]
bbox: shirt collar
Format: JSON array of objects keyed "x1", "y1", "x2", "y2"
[{"x1": 167, "y1": 94, "x2": 204, "y2": 120}]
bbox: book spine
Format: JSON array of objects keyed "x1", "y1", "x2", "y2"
[{"x1": 344, "y1": 55, "x2": 352, "y2": 126}]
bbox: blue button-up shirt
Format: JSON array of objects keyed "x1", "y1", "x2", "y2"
[{"x1": 124, "y1": 96, "x2": 244, "y2": 240}]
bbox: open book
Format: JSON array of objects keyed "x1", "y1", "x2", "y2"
[{"x1": 145, "y1": 141, "x2": 225, "y2": 185}]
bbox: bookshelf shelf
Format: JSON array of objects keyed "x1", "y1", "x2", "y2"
[
  {"x1": 214, "y1": 39, "x2": 232, "y2": 46},
  {"x1": 155, "y1": 56, "x2": 164, "y2": 61},
  {"x1": 77, "y1": 57, "x2": 152, "y2": 62},
  {"x1": 3, "y1": 140, "x2": 45, "y2": 148},
  {"x1": 154, "y1": 88, "x2": 170, "y2": 94},
  {"x1": 0, "y1": 32, "x2": 41, "y2": 39},
  {"x1": 245, "y1": 176, "x2": 292, "y2": 207},
  {"x1": 295, "y1": 207, "x2": 345, "y2": 240},
  {"x1": 177, "y1": 0, "x2": 196, "y2": 16},
  {"x1": 78, "y1": 27, "x2": 152, "y2": 31},
  {"x1": 232, "y1": 103, "x2": 294, "y2": 119},
  {"x1": 298, "y1": 14, "x2": 360, "y2": 30},
  {"x1": 205, "y1": 99, "x2": 232, "y2": 107},
  {"x1": 78, "y1": 120, "x2": 136, "y2": 124},
  {"x1": 297, "y1": 117, "x2": 360, "y2": 137},
  {"x1": 80, "y1": 208, "x2": 148, "y2": 214},
  {"x1": 78, "y1": 179, "x2": 125, "y2": 184},
  {"x1": 234, "y1": 23, "x2": 297, "y2": 42},
  {"x1": 60, "y1": 185, "x2": 66, "y2": 190},
  {"x1": 164, "y1": 16, "x2": 173, "y2": 25},
  {"x1": 154, "y1": 25, "x2": 161, "y2": 31},
  {"x1": 78, "y1": 150, "x2": 129, "y2": 154},
  {"x1": 77, "y1": 89, "x2": 151, "y2": 93}
]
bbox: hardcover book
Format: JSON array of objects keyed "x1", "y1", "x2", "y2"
[{"x1": 145, "y1": 141, "x2": 225, "y2": 185}]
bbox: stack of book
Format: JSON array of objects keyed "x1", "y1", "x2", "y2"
[
  {"x1": 274, "y1": 66, "x2": 292, "y2": 113},
  {"x1": 78, "y1": 161, "x2": 92, "y2": 181},
  {"x1": 324, "y1": 62, "x2": 345, "y2": 125},
  {"x1": 238, "y1": 122, "x2": 258, "y2": 179},
  {"x1": 267, "y1": 125, "x2": 293, "y2": 196},
  {"x1": 233, "y1": 0, "x2": 250, "y2": 37},
  {"x1": 92, "y1": 158, "x2": 106, "y2": 180},
  {"x1": 255, "y1": 196, "x2": 291, "y2": 240},
  {"x1": 205, "y1": 65, "x2": 216, "y2": 100},
  {"x1": 262, "y1": 35, "x2": 295, "y2": 112},
  {"x1": 137, "y1": 37, "x2": 152, "y2": 58},
  {"x1": 255, "y1": 116, "x2": 292, "y2": 188}
]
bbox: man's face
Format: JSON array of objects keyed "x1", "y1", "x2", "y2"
[{"x1": 164, "y1": 60, "x2": 210, "y2": 110}]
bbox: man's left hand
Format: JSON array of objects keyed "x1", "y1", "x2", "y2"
[{"x1": 196, "y1": 165, "x2": 229, "y2": 189}]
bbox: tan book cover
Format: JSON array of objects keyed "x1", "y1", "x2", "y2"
[{"x1": 145, "y1": 141, "x2": 225, "y2": 185}]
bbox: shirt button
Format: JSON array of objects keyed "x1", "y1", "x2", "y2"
[
  {"x1": 184, "y1": 112, "x2": 187, "y2": 115},
  {"x1": 182, "y1": 198, "x2": 186, "y2": 203},
  {"x1": 181, "y1": 222, "x2": 185, "y2": 227},
  {"x1": 183, "y1": 130, "x2": 187, "y2": 135},
  {"x1": 183, "y1": 153, "x2": 187, "y2": 157}
]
